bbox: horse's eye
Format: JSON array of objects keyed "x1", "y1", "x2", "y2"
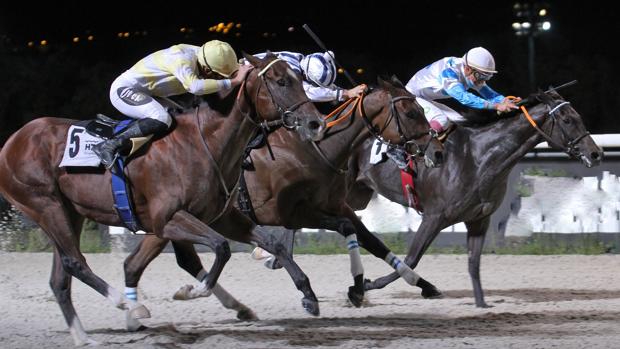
[{"x1": 277, "y1": 78, "x2": 286, "y2": 86}]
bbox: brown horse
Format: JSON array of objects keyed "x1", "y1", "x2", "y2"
[
  {"x1": 347, "y1": 88, "x2": 603, "y2": 307},
  {"x1": 0, "y1": 53, "x2": 325, "y2": 346},
  {"x1": 121, "y1": 76, "x2": 444, "y2": 326}
]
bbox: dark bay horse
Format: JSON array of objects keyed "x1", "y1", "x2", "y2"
[
  {"x1": 346, "y1": 89, "x2": 603, "y2": 307},
  {"x1": 0, "y1": 53, "x2": 325, "y2": 346},
  {"x1": 121, "y1": 76, "x2": 444, "y2": 325}
]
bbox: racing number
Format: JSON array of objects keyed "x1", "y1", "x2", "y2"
[{"x1": 69, "y1": 128, "x2": 84, "y2": 158}]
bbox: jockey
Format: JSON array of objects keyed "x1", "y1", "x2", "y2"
[
  {"x1": 405, "y1": 47, "x2": 521, "y2": 133},
  {"x1": 251, "y1": 51, "x2": 366, "y2": 102},
  {"x1": 93, "y1": 40, "x2": 253, "y2": 169}
]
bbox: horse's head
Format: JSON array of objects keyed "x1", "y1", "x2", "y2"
[
  {"x1": 242, "y1": 52, "x2": 325, "y2": 141},
  {"x1": 532, "y1": 89, "x2": 603, "y2": 168},
  {"x1": 369, "y1": 75, "x2": 443, "y2": 167}
]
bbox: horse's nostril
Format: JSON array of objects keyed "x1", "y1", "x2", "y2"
[
  {"x1": 592, "y1": 152, "x2": 601, "y2": 160},
  {"x1": 435, "y1": 151, "x2": 443, "y2": 163},
  {"x1": 308, "y1": 121, "x2": 321, "y2": 130}
]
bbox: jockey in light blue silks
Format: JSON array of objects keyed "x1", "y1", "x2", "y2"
[{"x1": 406, "y1": 46, "x2": 521, "y2": 133}]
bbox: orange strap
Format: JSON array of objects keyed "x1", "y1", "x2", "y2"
[
  {"x1": 506, "y1": 95, "x2": 537, "y2": 128},
  {"x1": 324, "y1": 95, "x2": 363, "y2": 128}
]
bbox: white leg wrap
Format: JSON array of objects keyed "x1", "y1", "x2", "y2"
[
  {"x1": 125, "y1": 287, "x2": 138, "y2": 301},
  {"x1": 346, "y1": 234, "x2": 364, "y2": 277},
  {"x1": 384, "y1": 252, "x2": 420, "y2": 285},
  {"x1": 69, "y1": 317, "x2": 98, "y2": 346}
]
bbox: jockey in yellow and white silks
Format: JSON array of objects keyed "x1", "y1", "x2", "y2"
[
  {"x1": 252, "y1": 51, "x2": 366, "y2": 102},
  {"x1": 93, "y1": 40, "x2": 252, "y2": 169},
  {"x1": 406, "y1": 47, "x2": 521, "y2": 133}
]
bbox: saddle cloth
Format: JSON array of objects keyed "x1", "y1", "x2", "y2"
[{"x1": 59, "y1": 126, "x2": 103, "y2": 167}]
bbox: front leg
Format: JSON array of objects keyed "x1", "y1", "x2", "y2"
[
  {"x1": 160, "y1": 210, "x2": 231, "y2": 292},
  {"x1": 465, "y1": 217, "x2": 491, "y2": 308}
]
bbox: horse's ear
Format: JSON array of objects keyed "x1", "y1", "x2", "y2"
[
  {"x1": 377, "y1": 75, "x2": 389, "y2": 88},
  {"x1": 243, "y1": 52, "x2": 261, "y2": 67},
  {"x1": 264, "y1": 50, "x2": 277, "y2": 59},
  {"x1": 390, "y1": 74, "x2": 404, "y2": 88}
]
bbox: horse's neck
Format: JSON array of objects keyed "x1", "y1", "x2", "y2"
[
  {"x1": 317, "y1": 94, "x2": 385, "y2": 169},
  {"x1": 176, "y1": 102, "x2": 256, "y2": 177},
  {"x1": 468, "y1": 105, "x2": 548, "y2": 178}
]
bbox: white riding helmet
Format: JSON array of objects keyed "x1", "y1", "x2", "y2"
[
  {"x1": 301, "y1": 51, "x2": 337, "y2": 87},
  {"x1": 463, "y1": 47, "x2": 497, "y2": 73},
  {"x1": 197, "y1": 40, "x2": 239, "y2": 78}
]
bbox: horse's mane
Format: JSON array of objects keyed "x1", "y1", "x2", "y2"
[
  {"x1": 167, "y1": 83, "x2": 240, "y2": 117},
  {"x1": 456, "y1": 91, "x2": 549, "y2": 128}
]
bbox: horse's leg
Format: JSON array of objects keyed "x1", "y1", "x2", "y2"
[
  {"x1": 14, "y1": 198, "x2": 149, "y2": 345},
  {"x1": 50, "y1": 246, "x2": 97, "y2": 346},
  {"x1": 465, "y1": 217, "x2": 491, "y2": 308},
  {"x1": 341, "y1": 205, "x2": 432, "y2": 290},
  {"x1": 122, "y1": 235, "x2": 168, "y2": 331},
  {"x1": 160, "y1": 210, "x2": 231, "y2": 292},
  {"x1": 169, "y1": 240, "x2": 258, "y2": 321},
  {"x1": 364, "y1": 215, "x2": 443, "y2": 298}
]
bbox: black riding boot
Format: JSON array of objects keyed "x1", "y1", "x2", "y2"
[{"x1": 93, "y1": 118, "x2": 168, "y2": 169}]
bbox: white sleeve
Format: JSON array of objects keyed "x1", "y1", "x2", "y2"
[{"x1": 303, "y1": 81, "x2": 339, "y2": 102}]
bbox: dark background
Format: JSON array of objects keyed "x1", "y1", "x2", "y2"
[{"x1": 1, "y1": 1, "x2": 617, "y2": 144}]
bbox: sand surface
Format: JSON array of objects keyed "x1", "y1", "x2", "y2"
[{"x1": 1, "y1": 252, "x2": 619, "y2": 348}]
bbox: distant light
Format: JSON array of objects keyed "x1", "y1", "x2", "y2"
[
  {"x1": 27, "y1": 41, "x2": 34, "y2": 47},
  {"x1": 226, "y1": 22, "x2": 234, "y2": 29},
  {"x1": 209, "y1": 26, "x2": 215, "y2": 32},
  {"x1": 337, "y1": 68, "x2": 344, "y2": 74},
  {"x1": 356, "y1": 68, "x2": 364, "y2": 74},
  {"x1": 513, "y1": 3, "x2": 521, "y2": 10},
  {"x1": 521, "y1": 22, "x2": 531, "y2": 29},
  {"x1": 117, "y1": 32, "x2": 123, "y2": 38},
  {"x1": 288, "y1": 26, "x2": 295, "y2": 32},
  {"x1": 87, "y1": 35, "x2": 94, "y2": 41},
  {"x1": 72, "y1": 37, "x2": 79, "y2": 43},
  {"x1": 180, "y1": 27, "x2": 187, "y2": 33},
  {"x1": 538, "y1": 9, "x2": 547, "y2": 16},
  {"x1": 541, "y1": 21, "x2": 551, "y2": 30},
  {"x1": 123, "y1": 32, "x2": 130, "y2": 38},
  {"x1": 512, "y1": 22, "x2": 521, "y2": 30},
  {"x1": 235, "y1": 32, "x2": 241, "y2": 37},
  {"x1": 142, "y1": 30, "x2": 148, "y2": 36},
  {"x1": 40, "y1": 40, "x2": 47, "y2": 46},
  {"x1": 262, "y1": 32, "x2": 269, "y2": 38},
  {"x1": 223, "y1": 28, "x2": 230, "y2": 34},
  {"x1": 235, "y1": 23, "x2": 242, "y2": 29},
  {"x1": 217, "y1": 22, "x2": 225, "y2": 30}
]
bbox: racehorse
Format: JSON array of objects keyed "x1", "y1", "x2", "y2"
[
  {"x1": 121, "y1": 76, "x2": 444, "y2": 326},
  {"x1": 0, "y1": 53, "x2": 325, "y2": 346},
  {"x1": 346, "y1": 88, "x2": 603, "y2": 307}
]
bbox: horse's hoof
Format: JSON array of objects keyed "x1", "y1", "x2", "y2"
[
  {"x1": 347, "y1": 286, "x2": 364, "y2": 308},
  {"x1": 237, "y1": 308, "x2": 259, "y2": 321},
  {"x1": 421, "y1": 287, "x2": 443, "y2": 299},
  {"x1": 301, "y1": 298, "x2": 320, "y2": 316},
  {"x1": 75, "y1": 337, "x2": 99, "y2": 347},
  {"x1": 251, "y1": 247, "x2": 272, "y2": 260},
  {"x1": 263, "y1": 257, "x2": 283, "y2": 270},
  {"x1": 173, "y1": 285, "x2": 193, "y2": 300},
  {"x1": 476, "y1": 302, "x2": 493, "y2": 308},
  {"x1": 129, "y1": 303, "x2": 151, "y2": 319}
]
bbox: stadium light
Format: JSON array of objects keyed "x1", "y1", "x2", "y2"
[{"x1": 513, "y1": 1, "x2": 551, "y2": 91}]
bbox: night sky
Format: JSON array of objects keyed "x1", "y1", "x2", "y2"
[{"x1": 0, "y1": 1, "x2": 617, "y2": 142}]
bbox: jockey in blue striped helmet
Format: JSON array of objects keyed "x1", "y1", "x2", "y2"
[{"x1": 301, "y1": 51, "x2": 337, "y2": 88}]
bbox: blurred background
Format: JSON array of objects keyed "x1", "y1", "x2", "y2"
[{"x1": 0, "y1": 1, "x2": 617, "y2": 143}]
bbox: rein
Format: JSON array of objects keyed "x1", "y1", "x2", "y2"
[{"x1": 515, "y1": 96, "x2": 589, "y2": 156}]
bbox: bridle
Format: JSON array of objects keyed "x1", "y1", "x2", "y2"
[
  {"x1": 314, "y1": 89, "x2": 438, "y2": 174},
  {"x1": 248, "y1": 58, "x2": 312, "y2": 133},
  {"x1": 195, "y1": 57, "x2": 314, "y2": 206},
  {"x1": 520, "y1": 95, "x2": 589, "y2": 158}
]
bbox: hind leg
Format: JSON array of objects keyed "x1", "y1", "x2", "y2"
[
  {"x1": 13, "y1": 199, "x2": 150, "y2": 345},
  {"x1": 50, "y1": 248, "x2": 98, "y2": 346}
]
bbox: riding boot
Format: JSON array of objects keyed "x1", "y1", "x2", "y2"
[{"x1": 93, "y1": 118, "x2": 168, "y2": 169}]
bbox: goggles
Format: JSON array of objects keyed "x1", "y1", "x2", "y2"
[{"x1": 471, "y1": 69, "x2": 493, "y2": 81}]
